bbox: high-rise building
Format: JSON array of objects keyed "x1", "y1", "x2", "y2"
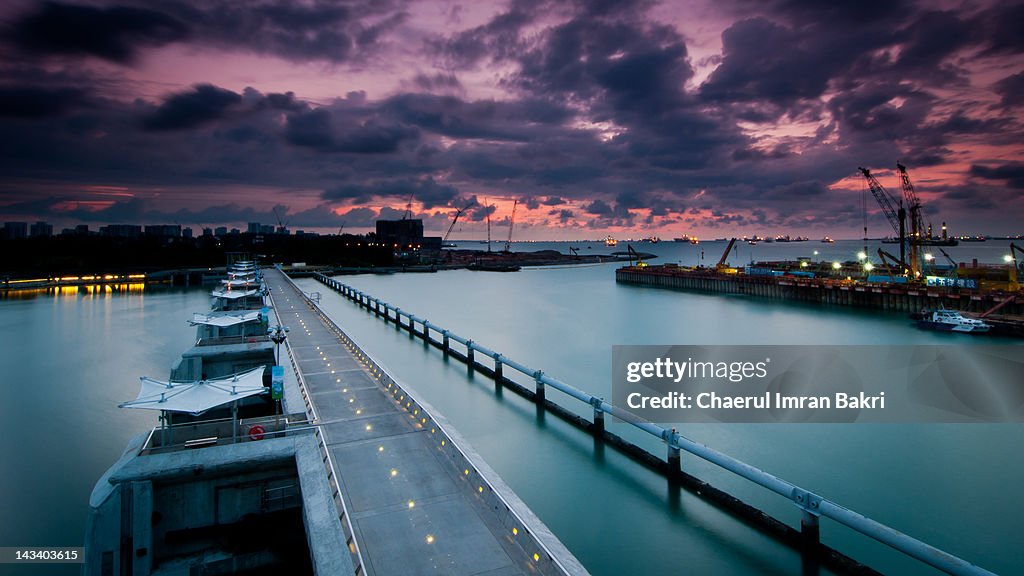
[
  {"x1": 247, "y1": 222, "x2": 261, "y2": 234},
  {"x1": 182, "y1": 227, "x2": 193, "y2": 239},
  {"x1": 100, "y1": 224, "x2": 142, "y2": 238},
  {"x1": 215, "y1": 226, "x2": 228, "y2": 236},
  {"x1": 144, "y1": 224, "x2": 182, "y2": 238},
  {"x1": 375, "y1": 219, "x2": 424, "y2": 249},
  {"x1": 2, "y1": 222, "x2": 28, "y2": 239},
  {"x1": 29, "y1": 221, "x2": 53, "y2": 237}
]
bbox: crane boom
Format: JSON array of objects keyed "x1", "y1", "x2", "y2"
[
  {"x1": 859, "y1": 167, "x2": 902, "y2": 235},
  {"x1": 860, "y1": 166, "x2": 911, "y2": 276},
  {"x1": 716, "y1": 238, "x2": 737, "y2": 269},
  {"x1": 504, "y1": 199, "x2": 518, "y2": 252},
  {"x1": 443, "y1": 203, "x2": 473, "y2": 243}
]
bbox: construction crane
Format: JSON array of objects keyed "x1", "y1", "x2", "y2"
[
  {"x1": 627, "y1": 244, "x2": 647, "y2": 267},
  {"x1": 272, "y1": 206, "x2": 289, "y2": 234},
  {"x1": 896, "y1": 162, "x2": 924, "y2": 271},
  {"x1": 442, "y1": 202, "x2": 473, "y2": 244},
  {"x1": 859, "y1": 167, "x2": 911, "y2": 277},
  {"x1": 504, "y1": 199, "x2": 518, "y2": 253},
  {"x1": 484, "y1": 197, "x2": 492, "y2": 253},
  {"x1": 403, "y1": 191, "x2": 415, "y2": 220},
  {"x1": 937, "y1": 248, "x2": 958, "y2": 278},
  {"x1": 1010, "y1": 243, "x2": 1024, "y2": 292},
  {"x1": 716, "y1": 238, "x2": 737, "y2": 270},
  {"x1": 337, "y1": 223, "x2": 345, "y2": 236},
  {"x1": 876, "y1": 248, "x2": 901, "y2": 283}
]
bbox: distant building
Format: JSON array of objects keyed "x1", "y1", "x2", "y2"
[
  {"x1": 230, "y1": 228, "x2": 240, "y2": 235},
  {"x1": 247, "y1": 222, "x2": 261, "y2": 234},
  {"x1": 202, "y1": 228, "x2": 213, "y2": 237},
  {"x1": 182, "y1": 227, "x2": 193, "y2": 239},
  {"x1": 3, "y1": 221, "x2": 28, "y2": 239},
  {"x1": 100, "y1": 224, "x2": 142, "y2": 238},
  {"x1": 29, "y1": 221, "x2": 53, "y2": 237},
  {"x1": 75, "y1": 224, "x2": 90, "y2": 236},
  {"x1": 144, "y1": 224, "x2": 182, "y2": 238},
  {"x1": 260, "y1": 224, "x2": 274, "y2": 235},
  {"x1": 376, "y1": 219, "x2": 424, "y2": 249},
  {"x1": 215, "y1": 226, "x2": 228, "y2": 236},
  {"x1": 275, "y1": 226, "x2": 289, "y2": 235}
]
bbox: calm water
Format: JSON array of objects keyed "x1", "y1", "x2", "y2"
[
  {"x1": 0, "y1": 285, "x2": 213, "y2": 575},
  {"x1": 294, "y1": 239, "x2": 1022, "y2": 576},
  {"x1": 0, "y1": 239, "x2": 1020, "y2": 575}
]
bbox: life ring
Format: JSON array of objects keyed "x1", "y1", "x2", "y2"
[{"x1": 248, "y1": 425, "x2": 266, "y2": 441}]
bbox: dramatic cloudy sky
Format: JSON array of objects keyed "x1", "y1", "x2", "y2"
[{"x1": 1, "y1": 0, "x2": 1022, "y2": 239}]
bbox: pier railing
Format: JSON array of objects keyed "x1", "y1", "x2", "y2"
[{"x1": 313, "y1": 272, "x2": 997, "y2": 576}]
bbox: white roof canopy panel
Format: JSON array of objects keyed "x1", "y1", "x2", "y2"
[
  {"x1": 211, "y1": 288, "x2": 259, "y2": 299},
  {"x1": 191, "y1": 310, "x2": 261, "y2": 327},
  {"x1": 120, "y1": 366, "x2": 267, "y2": 415}
]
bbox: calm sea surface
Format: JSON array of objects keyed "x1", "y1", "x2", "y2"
[{"x1": 1, "y1": 239, "x2": 1021, "y2": 575}]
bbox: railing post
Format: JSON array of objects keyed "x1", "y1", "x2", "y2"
[
  {"x1": 442, "y1": 330, "x2": 450, "y2": 354},
  {"x1": 590, "y1": 397, "x2": 605, "y2": 435},
  {"x1": 422, "y1": 320, "x2": 430, "y2": 341},
  {"x1": 802, "y1": 510, "x2": 820, "y2": 549},
  {"x1": 466, "y1": 340, "x2": 475, "y2": 366},
  {"x1": 534, "y1": 370, "x2": 545, "y2": 402},
  {"x1": 494, "y1": 354, "x2": 503, "y2": 381},
  {"x1": 793, "y1": 489, "x2": 822, "y2": 549},
  {"x1": 666, "y1": 428, "x2": 681, "y2": 475}
]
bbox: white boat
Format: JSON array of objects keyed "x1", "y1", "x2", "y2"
[
  {"x1": 604, "y1": 236, "x2": 618, "y2": 247},
  {"x1": 915, "y1": 307, "x2": 991, "y2": 333}
]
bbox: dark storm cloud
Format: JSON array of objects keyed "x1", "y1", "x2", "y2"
[
  {"x1": 994, "y1": 72, "x2": 1024, "y2": 108},
  {"x1": 142, "y1": 84, "x2": 242, "y2": 131},
  {"x1": 285, "y1": 108, "x2": 420, "y2": 153},
  {"x1": 0, "y1": 86, "x2": 87, "y2": 118},
  {"x1": 1, "y1": 0, "x2": 1021, "y2": 234},
  {"x1": 323, "y1": 177, "x2": 459, "y2": 209},
  {"x1": 970, "y1": 162, "x2": 1024, "y2": 189},
  {"x1": 5, "y1": 0, "x2": 407, "y2": 65},
  {"x1": 8, "y1": 1, "x2": 187, "y2": 63},
  {"x1": 700, "y1": 18, "x2": 831, "y2": 106}
]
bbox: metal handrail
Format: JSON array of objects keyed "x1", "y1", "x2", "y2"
[{"x1": 315, "y1": 273, "x2": 997, "y2": 576}]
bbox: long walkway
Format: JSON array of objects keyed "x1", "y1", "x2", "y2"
[{"x1": 263, "y1": 269, "x2": 584, "y2": 576}]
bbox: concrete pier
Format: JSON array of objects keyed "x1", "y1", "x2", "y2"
[{"x1": 263, "y1": 268, "x2": 586, "y2": 576}]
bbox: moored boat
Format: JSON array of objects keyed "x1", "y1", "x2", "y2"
[{"x1": 913, "y1": 307, "x2": 992, "y2": 333}]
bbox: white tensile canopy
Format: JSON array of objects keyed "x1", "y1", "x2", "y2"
[
  {"x1": 211, "y1": 287, "x2": 259, "y2": 299},
  {"x1": 190, "y1": 310, "x2": 261, "y2": 327},
  {"x1": 119, "y1": 366, "x2": 266, "y2": 415},
  {"x1": 221, "y1": 278, "x2": 260, "y2": 287}
]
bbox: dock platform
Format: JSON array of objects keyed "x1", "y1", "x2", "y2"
[{"x1": 262, "y1": 268, "x2": 586, "y2": 576}]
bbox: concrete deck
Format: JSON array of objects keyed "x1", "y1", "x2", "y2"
[{"x1": 263, "y1": 268, "x2": 585, "y2": 576}]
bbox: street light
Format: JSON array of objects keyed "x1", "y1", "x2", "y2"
[
  {"x1": 1004, "y1": 254, "x2": 1014, "y2": 263},
  {"x1": 924, "y1": 253, "x2": 934, "y2": 261},
  {"x1": 857, "y1": 251, "x2": 867, "y2": 261},
  {"x1": 864, "y1": 262, "x2": 874, "y2": 272},
  {"x1": 268, "y1": 325, "x2": 289, "y2": 364}
]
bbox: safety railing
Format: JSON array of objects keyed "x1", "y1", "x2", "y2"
[{"x1": 313, "y1": 272, "x2": 997, "y2": 576}]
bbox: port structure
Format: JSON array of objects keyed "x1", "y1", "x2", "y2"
[{"x1": 263, "y1": 268, "x2": 587, "y2": 576}]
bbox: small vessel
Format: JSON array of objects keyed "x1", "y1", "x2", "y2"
[
  {"x1": 821, "y1": 236, "x2": 835, "y2": 243},
  {"x1": 467, "y1": 262, "x2": 521, "y2": 272},
  {"x1": 604, "y1": 236, "x2": 618, "y2": 247},
  {"x1": 915, "y1": 307, "x2": 992, "y2": 333}
]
